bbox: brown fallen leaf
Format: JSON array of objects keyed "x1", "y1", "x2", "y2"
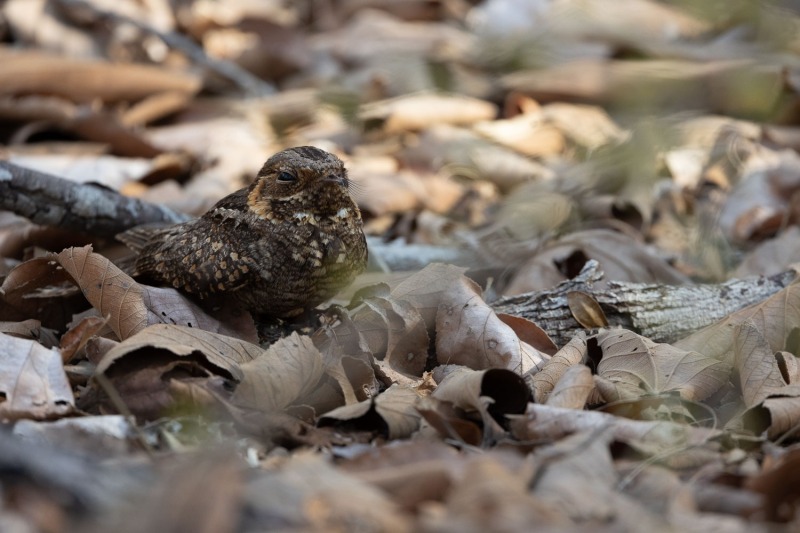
[
  {"x1": 545, "y1": 365, "x2": 594, "y2": 409},
  {"x1": 734, "y1": 322, "x2": 788, "y2": 409},
  {"x1": 0, "y1": 332, "x2": 74, "y2": 420},
  {"x1": 93, "y1": 324, "x2": 263, "y2": 419},
  {"x1": 55, "y1": 246, "x2": 256, "y2": 342},
  {"x1": 596, "y1": 329, "x2": 730, "y2": 402},
  {"x1": 231, "y1": 333, "x2": 325, "y2": 412},
  {"x1": 0, "y1": 319, "x2": 59, "y2": 348},
  {"x1": 318, "y1": 384, "x2": 421, "y2": 439},
  {"x1": 529, "y1": 334, "x2": 588, "y2": 404},
  {"x1": 59, "y1": 315, "x2": 108, "y2": 364},
  {"x1": 746, "y1": 447, "x2": 800, "y2": 522},
  {"x1": 567, "y1": 290, "x2": 609, "y2": 329},
  {"x1": 435, "y1": 272, "x2": 546, "y2": 373},
  {"x1": 0, "y1": 255, "x2": 81, "y2": 330},
  {"x1": 497, "y1": 313, "x2": 558, "y2": 356}
]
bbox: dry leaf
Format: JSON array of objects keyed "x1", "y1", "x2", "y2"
[
  {"x1": 734, "y1": 322, "x2": 788, "y2": 408},
  {"x1": 529, "y1": 334, "x2": 588, "y2": 403},
  {"x1": 0, "y1": 332, "x2": 74, "y2": 420},
  {"x1": 59, "y1": 315, "x2": 108, "y2": 364},
  {"x1": 55, "y1": 246, "x2": 256, "y2": 342},
  {"x1": 567, "y1": 291, "x2": 609, "y2": 329},
  {"x1": 596, "y1": 329, "x2": 730, "y2": 401},
  {"x1": 531, "y1": 430, "x2": 618, "y2": 522},
  {"x1": 432, "y1": 366, "x2": 529, "y2": 424},
  {"x1": 435, "y1": 274, "x2": 546, "y2": 372},
  {"x1": 545, "y1": 365, "x2": 594, "y2": 409},
  {"x1": 232, "y1": 333, "x2": 325, "y2": 412},
  {"x1": 318, "y1": 384, "x2": 422, "y2": 439}
]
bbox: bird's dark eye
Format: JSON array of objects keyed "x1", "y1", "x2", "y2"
[{"x1": 277, "y1": 171, "x2": 296, "y2": 183}]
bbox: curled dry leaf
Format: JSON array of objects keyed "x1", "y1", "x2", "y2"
[
  {"x1": 96, "y1": 324, "x2": 257, "y2": 377},
  {"x1": 350, "y1": 289, "x2": 430, "y2": 377},
  {"x1": 55, "y1": 246, "x2": 256, "y2": 342},
  {"x1": 59, "y1": 315, "x2": 108, "y2": 364},
  {"x1": 432, "y1": 366, "x2": 529, "y2": 424},
  {"x1": 545, "y1": 365, "x2": 593, "y2": 409},
  {"x1": 390, "y1": 262, "x2": 467, "y2": 332},
  {"x1": 435, "y1": 273, "x2": 546, "y2": 373},
  {"x1": 596, "y1": 329, "x2": 730, "y2": 402},
  {"x1": 311, "y1": 311, "x2": 380, "y2": 405},
  {"x1": 529, "y1": 334, "x2": 588, "y2": 403},
  {"x1": 0, "y1": 255, "x2": 78, "y2": 329},
  {"x1": 94, "y1": 324, "x2": 261, "y2": 419},
  {"x1": 318, "y1": 384, "x2": 422, "y2": 439},
  {"x1": 0, "y1": 332, "x2": 74, "y2": 420}
]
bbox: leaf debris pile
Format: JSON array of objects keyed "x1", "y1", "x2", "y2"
[{"x1": 3, "y1": 0, "x2": 800, "y2": 531}]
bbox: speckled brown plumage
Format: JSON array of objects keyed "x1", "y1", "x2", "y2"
[{"x1": 118, "y1": 146, "x2": 367, "y2": 318}]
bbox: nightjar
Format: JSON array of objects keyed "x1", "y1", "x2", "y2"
[{"x1": 118, "y1": 146, "x2": 368, "y2": 318}]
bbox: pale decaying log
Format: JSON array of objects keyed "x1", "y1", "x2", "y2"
[
  {"x1": 0, "y1": 161, "x2": 191, "y2": 238},
  {"x1": 491, "y1": 261, "x2": 797, "y2": 347}
]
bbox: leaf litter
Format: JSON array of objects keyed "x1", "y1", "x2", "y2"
[{"x1": 4, "y1": 0, "x2": 800, "y2": 531}]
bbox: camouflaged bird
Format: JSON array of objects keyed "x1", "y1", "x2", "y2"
[{"x1": 118, "y1": 146, "x2": 368, "y2": 318}]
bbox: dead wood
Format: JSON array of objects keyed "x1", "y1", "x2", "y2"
[
  {"x1": 492, "y1": 260, "x2": 797, "y2": 347},
  {"x1": 0, "y1": 160, "x2": 191, "y2": 238}
]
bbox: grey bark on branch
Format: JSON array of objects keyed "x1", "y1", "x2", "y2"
[
  {"x1": 492, "y1": 260, "x2": 797, "y2": 347},
  {"x1": 0, "y1": 161, "x2": 192, "y2": 238}
]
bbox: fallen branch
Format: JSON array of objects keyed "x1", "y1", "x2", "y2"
[
  {"x1": 492, "y1": 261, "x2": 797, "y2": 346},
  {"x1": 0, "y1": 161, "x2": 191, "y2": 239}
]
